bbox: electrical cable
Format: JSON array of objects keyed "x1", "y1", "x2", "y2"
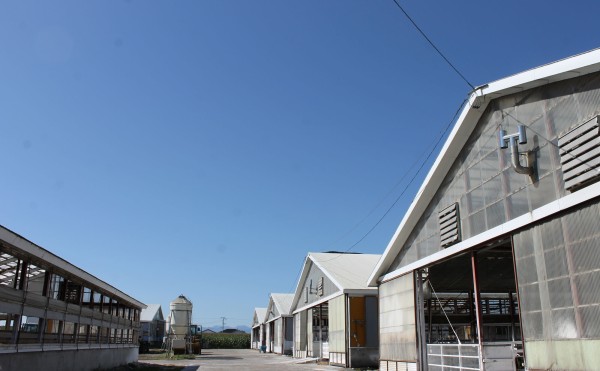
[
  {"x1": 319, "y1": 97, "x2": 469, "y2": 263},
  {"x1": 390, "y1": 0, "x2": 475, "y2": 91},
  {"x1": 324, "y1": 129, "x2": 443, "y2": 249},
  {"x1": 504, "y1": 111, "x2": 600, "y2": 175},
  {"x1": 428, "y1": 279, "x2": 462, "y2": 344}
]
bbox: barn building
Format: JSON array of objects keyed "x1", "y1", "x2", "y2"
[
  {"x1": 291, "y1": 252, "x2": 380, "y2": 368},
  {"x1": 368, "y1": 49, "x2": 600, "y2": 371},
  {"x1": 0, "y1": 225, "x2": 145, "y2": 371},
  {"x1": 250, "y1": 307, "x2": 267, "y2": 351},
  {"x1": 140, "y1": 304, "x2": 165, "y2": 346},
  {"x1": 264, "y1": 293, "x2": 294, "y2": 355}
]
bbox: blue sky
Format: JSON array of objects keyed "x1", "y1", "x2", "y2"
[{"x1": 1, "y1": 1, "x2": 598, "y2": 329}]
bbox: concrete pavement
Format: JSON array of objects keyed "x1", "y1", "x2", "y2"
[{"x1": 138, "y1": 348, "x2": 344, "y2": 370}]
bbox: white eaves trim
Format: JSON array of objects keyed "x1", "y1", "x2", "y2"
[
  {"x1": 380, "y1": 173, "x2": 600, "y2": 284},
  {"x1": 289, "y1": 254, "x2": 345, "y2": 313},
  {"x1": 293, "y1": 292, "x2": 343, "y2": 315},
  {"x1": 368, "y1": 48, "x2": 600, "y2": 287},
  {"x1": 291, "y1": 287, "x2": 377, "y2": 315},
  {"x1": 252, "y1": 307, "x2": 267, "y2": 327},
  {"x1": 290, "y1": 255, "x2": 311, "y2": 313},
  {"x1": 0, "y1": 225, "x2": 145, "y2": 308},
  {"x1": 265, "y1": 315, "x2": 281, "y2": 324}
]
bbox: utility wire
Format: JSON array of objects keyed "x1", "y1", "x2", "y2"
[
  {"x1": 428, "y1": 280, "x2": 462, "y2": 344},
  {"x1": 325, "y1": 137, "x2": 434, "y2": 249},
  {"x1": 390, "y1": 0, "x2": 475, "y2": 91},
  {"x1": 505, "y1": 112, "x2": 600, "y2": 175},
  {"x1": 319, "y1": 98, "x2": 469, "y2": 263},
  {"x1": 311, "y1": 2, "x2": 476, "y2": 264}
]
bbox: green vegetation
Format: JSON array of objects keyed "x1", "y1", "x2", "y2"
[
  {"x1": 201, "y1": 333, "x2": 250, "y2": 349},
  {"x1": 138, "y1": 352, "x2": 196, "y2": 361}
]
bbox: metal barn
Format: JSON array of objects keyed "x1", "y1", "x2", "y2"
[
  {"x1": 291, "y1": 252, "x2": 380, "y2": 368},
  {"x1": 140, "y1": 304, "x2": 165, "y2": 346},
  {"x1": 264, "y1": 293, "x2": 294, "y2": 355},
  {"x1": 250, "y1": 307, "x2": 267, "y2": 351},
  {"x1": 369, "y1": 49, "x2": 600, "y2": 371}
]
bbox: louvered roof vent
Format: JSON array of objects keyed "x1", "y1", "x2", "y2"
[
  {"x1": 559, "y1": 116, "x2": 600, "y2": 191},
  {"x1": 439, "y1": 203, "x2": 460, "y2": 248}
]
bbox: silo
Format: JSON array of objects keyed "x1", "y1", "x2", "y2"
[{"x1": 167, "y1": 295, "x2": 193, "y2": 354}]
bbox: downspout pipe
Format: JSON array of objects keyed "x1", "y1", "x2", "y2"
[
  {"x1": 499, "y1": 125, "x2": 534, "y2": 176},
  {"x1": 509, "y1": 136, "x2": 533, "y2": 175}
]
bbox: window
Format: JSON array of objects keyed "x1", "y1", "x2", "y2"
[{"x1": 48, "y1": 273, "x2": 65, "y2": 300}]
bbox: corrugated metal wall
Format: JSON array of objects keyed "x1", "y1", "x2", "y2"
[
  {"x1": 380, "y1": 273, "x2": 417, "y2": 365},
  {"x1": 328, "y1": 294, "x2": 346, "y2": 365},
  {"x1": 274, "y1": 318, "x2": 282, "y2": 353},
  {"x1": 306, "y1": 308, "x2": 313, "y2": 357},
  {"x1": 387, "y1": 71, "x2": 600, "y2": 272},
  {"x1": 293, "y1": 311, "x2": 306, "y2": 358},
  {"x1": 514, "y1": 199, "x2": 600, "y2": 369}
]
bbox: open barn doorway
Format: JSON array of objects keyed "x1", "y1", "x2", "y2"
[{"x1": 417, "y1": 239, "x2": 525, "y2": 371}]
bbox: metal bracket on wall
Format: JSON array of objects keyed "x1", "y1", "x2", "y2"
[{"x1": 499, "y1": 125, "x2": 534, "y2": 176}]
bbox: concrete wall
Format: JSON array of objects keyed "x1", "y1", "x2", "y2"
[{"x1": 0, "y1": 346, "x2": 138, "y2": 371}]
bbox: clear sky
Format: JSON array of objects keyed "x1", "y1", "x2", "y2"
[{"x1": 1, "y1": 0, "x2": 598, "y2": 329}]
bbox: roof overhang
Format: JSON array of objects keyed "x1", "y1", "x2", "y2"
[
  {"x1": 265, "y1": 314, "x2": 292, "y2": 324},
  {"x1": 0, "y1": 225, "x2": 146, "y2": 309},
  {"x1": 290, "y1": 254, "x2": 345, "y2": 312},
  {"x1": 380, "y1": 177, "x2": 600, "y2": 284},
  {"x1": 292, "y1": 292, "x2": 342, "y2": 315},
  {"x1": 291, "y1": 287, "x2": 378, "y2": 315},
  {"x1": 368, "y1": 48, "x2": 600, "y2": 286}
]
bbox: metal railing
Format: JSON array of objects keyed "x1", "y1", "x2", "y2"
[{"x1": 427, "y1": 343, "x2": 480, "y2": 371}]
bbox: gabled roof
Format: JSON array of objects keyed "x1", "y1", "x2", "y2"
[
  {"x1": 291, "y1": 252, "x2": 381, "y2": 312},
  {"x1": 368, "y1": 48, "x2": 600, "y2": 286},
  {"x1": 265, "y1": 293, "x2": 294, "y2": 323},
  {"x1": 140, "y1": 304, "x2": 164, "y2": 322},
  {"x1": 252, "y1": 307, "x2": 267, "y2": 328}
]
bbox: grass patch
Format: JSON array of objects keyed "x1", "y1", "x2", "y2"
[{"x1": 138, "y1": 350, "x2": 196, "y2": 361}]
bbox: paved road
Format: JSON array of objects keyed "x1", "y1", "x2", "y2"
[{"x1": 139, "y1": 349, "x2": 342, "y2": 370}]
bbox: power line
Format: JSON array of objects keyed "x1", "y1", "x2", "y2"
[
  {"x1": 390, "y1": 0, "x2": 475, "y2": 91},
  {"x1": 320, "y1": 97, "x2": 469, "y2": 263},
  {"x1": 324, "y1": 140, "x2": 431, "y2": 249}
]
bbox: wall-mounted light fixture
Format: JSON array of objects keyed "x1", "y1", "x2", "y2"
[{"x1": 499, "y1": 125, "x2": 534, "y2": 175}]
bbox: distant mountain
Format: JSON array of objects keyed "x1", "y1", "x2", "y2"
[
  {"x1": 202, "y1": 325, "x2": 250, "y2": 334},
  {"x1": 236, "y1": 325, "x2": 251, "y2": 333}
]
